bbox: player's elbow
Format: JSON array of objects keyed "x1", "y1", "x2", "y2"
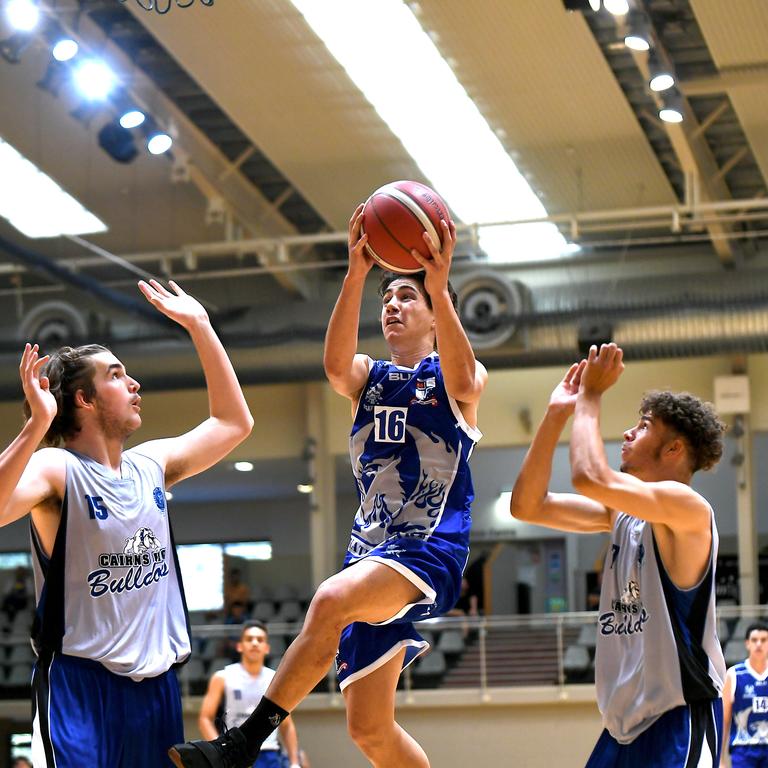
[
  {"x1": 509, "y1": 489, "x2": 540, "y2": 522},
  {"x1": 571, "y1": 469, "x2": 605, "y2": 497}
]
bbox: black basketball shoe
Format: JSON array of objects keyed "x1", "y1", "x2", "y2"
[{"x1": 168, "y1": 726, "x2": 255, "y2": 768}]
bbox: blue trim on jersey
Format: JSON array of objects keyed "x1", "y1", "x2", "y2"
[
  {"x1": 652, "y1": 531, "x2": 718, "y2": 702},
  {"x1": 729, "y1": 662, "x2": 768, "y2": 751}
]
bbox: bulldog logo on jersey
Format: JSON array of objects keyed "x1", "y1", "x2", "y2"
[
  {"x1": 124, "y1": 527, "x2": 162, "y2": 554},
  {"x1": 410, "y1": 377, "x2": 438, "y2": 406},
  {"x1": 599, "y1": 578, "x2": 650, "y2": 636},
  {"x1": 363, "y1": 382, "x2": 384, "y2": 411}
]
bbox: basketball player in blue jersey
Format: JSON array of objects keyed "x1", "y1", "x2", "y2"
[
  {"x1": 170, "y1": 205, "x2": 487, "y2": 767},
  {"x1": 0, "y1": 279, "x2": 253, "y2": 768},
  {"x1": 198, "y1": 622, "x2": 300, "y2": 768},
  {"x1": 512, "y1": 343, "x2": 726, "y2": 768},
  {"x1": 721, "y1": 622, "x2": 768, "y2": 768}
]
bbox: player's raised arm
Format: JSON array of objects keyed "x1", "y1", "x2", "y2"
[
  {"x1": 323, "y1": 204, "x2": 375, "y2": 401},
  {"x1": 0, "y1": 345, "x2": 64, "y2": 528},
  {"x1": 570, "y1": 343, "x2": 710, "y2": 532},
  {"x1": 511, "y1": 360, "x2": 612, "y2": 533},
  {"x1": 412, "y1": 218, "x2": 486, "y2": 405},
  {"x1": 134, "y1": 280, "x2": 253, "y2": 486}
]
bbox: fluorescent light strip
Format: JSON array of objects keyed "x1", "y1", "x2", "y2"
[
  {"x1": 0, "y1": 136, "x2": 107, "y2": 238},
  {"x1": 290, "y1": 0, "x2": 569, "y2": 261}
]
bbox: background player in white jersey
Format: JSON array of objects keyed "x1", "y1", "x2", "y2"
[
  {"x1": 0, "y1": 279, "x2": 253, "y2": 768},
  {"x1": 721, "y1": 622, "x2": 768, "y2": 768},
  {"x1": 512, "y1": 343, "x2": 726, "y2": 768},
  {"x1": 198, "y1": 621, "x2": 300, "y2": 768},
  {"x1": 171, "y1": 206, "x2": 487, "y2": 768}
]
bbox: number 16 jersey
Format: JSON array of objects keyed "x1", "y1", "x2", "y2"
[{"x1": 345, "y1": 354, "x2": 481, "y2": 565}]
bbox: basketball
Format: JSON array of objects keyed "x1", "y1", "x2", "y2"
[{"x1": 361, "y1": 180, "x2": 451, "y2": 274}]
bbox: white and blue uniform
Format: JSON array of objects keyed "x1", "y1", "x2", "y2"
[
  {"x1": 30, "y1": 448, "x2": 191, "y2": 768},
  {"x1": 335, "y1": 354, "x2": 481, "y2": 690},
  {"x1": 222, "y1": 663, "x2": 283, "y2": 768},
  {"x1": 725, "y1": 661, "x2": 768, "y2": 768},
  {"x1": 586, "y1": 508, "x2": 725, "y2": 768}
]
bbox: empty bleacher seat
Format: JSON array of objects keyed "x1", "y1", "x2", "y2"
[
  {"x1": 252, "y1": 600, "x2": 276, "y2": 622},
  {"x1": 273, "y1": 585, "x2": 298, "y2": 602},
  {"x1": 563, "y1": 645, "x2": 590, "y2": 675},
  {"x1": 178, "y1": 658, "x2": 207, "y2": 684},
  {"x1": 274, "y1": 600, "x2": 303, "y2": 622},
  {"x1": 576, "y1": 625, "x2": 597, "y2": 648},
  {"x1": 267, "y1": 634, "x2": 288, "y2": 657},
  {"x1": 724, "y1": 639, "x2": 747, "y2": 666},
  {"x1": 7, "y1": 643, "x2": 35, "y2": 664},
  {"x1": 5, "y1": 662, "x2": 32, "y2": 686},
  {"x1": 414, "y1": 650, "x2": 446, "y2": 677},
  {"x1": 437, "y1": 629, "x2": 465, "y2": 656}
]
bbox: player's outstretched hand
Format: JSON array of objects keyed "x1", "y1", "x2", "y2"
[
  {"x1": 347, "y1": 203, "x2": 374, "y2": 279},
  {"x1": 549, "y1": 359, "x2": 587, "y2": 415},
  {"x1": 20, "y1": 343, "x2": 56, "y2": 427},
  {"x1": 580, "y1": 343, "x2": 624, "y2": 397},
  {"x1": 138, "y1": 279, "x2": 208, "y2": 330},
  {"x1": 411, "y1": 218, "x2": 456, "y2": 298}
]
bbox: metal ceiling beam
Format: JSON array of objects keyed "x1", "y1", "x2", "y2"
[
  {"x1": 44, "y1": 1, "x2": 313, "y2": 298},
  {"x1": 680, "y1": 64, "x2": 768, "y2": 97}
]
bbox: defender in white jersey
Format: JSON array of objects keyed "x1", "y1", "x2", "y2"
[
  {"x1": 512, "y1": 344, "x2": 726, "y2": 768},
  {"x1": 198, "y1": 622, "x2": 300, "y2": 768},
  {"x1": 721, "y1": 622, "x2": 768, "y2": 768},
  {"x1": 0, "y1": 280, "x2": 253, "y2": 768},
  {"x1": 172, "y1": 206, "x2": 487, "y2": 768}
]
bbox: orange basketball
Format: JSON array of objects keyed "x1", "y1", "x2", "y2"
[{"x1": 361, "y1": 180, "x2": 450, "y2": 274}]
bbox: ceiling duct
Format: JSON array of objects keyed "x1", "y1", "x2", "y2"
[
  {"x1": 18, "y1": 301, "x2": 88, "y2": 351},
  {"x1": 456, "y1": 271, "x2": 528, "y2": 350}
]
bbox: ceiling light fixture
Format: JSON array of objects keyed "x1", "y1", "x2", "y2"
[
  {"x1": 5, "y1": 0, "x2": 40, "y2": 32},
  {"x1": 147, "y1": 132, "x2": 173, "y2": 155},
  {"x1": 648, "y1": 53, "x2": 674, "y2": 92},
  {"x1": 297, "y1": 483, "x2": 314, "y2": 494},
  {"x1": 0, "y1": 32, "x2": 34, "y2": 63},
  {"x1": 0, "y1": 135, "x2": 107, "y2": 238},
  {"x1": 98, "y1": 122, "x2": 138, "y2": 164},
  {"x1": 233, "y1": 461, "x2": 254, "y2": 472},
  {"x1": 603, "y1": 0, "x2": 629, "y2": 15},
  {"x1": 624, "y1": 11, "x2": 651, "y2": 51},
  {"x1": 73, "y1": 59, "x2": 117, "y2": 101},
  {"x1": 52, "y1": 38, "x2": 78, "y2": 62},
  {"x1": 290, "y1": 0, "x2": 573, "y2": 263},
  {"x1": 659, "y1": 93, "x2": 684, "y2": 123},
  {"x1": 119, "y1": 109, "x2": 146, "y2": 129}
]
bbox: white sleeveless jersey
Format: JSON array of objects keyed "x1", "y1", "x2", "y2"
[
  {"x1": 595, "y1": 508, "x2": 725, "y2": 743},
  {"x1": 30, "y1": 448, "x2": 191, "y2": 680},
  {"x1": 222, "y1": 663, "x2": 280, "y2": 751}
]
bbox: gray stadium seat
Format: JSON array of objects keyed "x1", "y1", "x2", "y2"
[
  {"x1": 273, "y1": 585, "x2": 298, "y2": 602},
  {"x1": 275, "y1": 600, "x2": 303, "y2": 622},
  {"x1": 252, "y1": 600, "x2": 276, "y2": 622},
  {"x1": 437, "y1": 629, "x2": 465, "y2": 656},
  {"x1": 209, "y1": 656, "x2": 234, "y2": 674},
  {"x1": 7, "y1": 643, "x2": 35, "y2": 664},
  {"x1": 414, "y1": 650, "x2": 446, "y2": 677},
  {"x1": 563, "y1": 645, "x2": 590, "y2": 673},
  {"x1": 5, "y1": 662, "x2": 32, "y2": 686},
  {"x1": 178, "y1": 658, "x2": 207, "y2": 683},
  {"x1": 577, "y1": 625, "x2": 597, "y2": 648},
  {"x1": 267, "y1": 634, "x2": 288, "y2": 657},
  {"x1": 724, "y1": 639, "x2": 747, "y2": 666}
]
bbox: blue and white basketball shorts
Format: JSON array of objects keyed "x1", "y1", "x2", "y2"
[
  {"x1": 336, "y1": 535, "x2": 466, "y2": 691},
  {"x1": 586, "y1": 700, "x2": 723, "y2": 768},
  {"x1": 31, "y1": 652, "x2": 183, "y2": 768},
  {"x1": 730, "y1": 748, "x2": 768, "y2": 768}
]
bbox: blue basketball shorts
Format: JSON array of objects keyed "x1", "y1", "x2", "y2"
[
  {"x1": 336, "y1": 535, "x2": 466, "y2": 691},
  {"x1": 31, "y1": 652, "x2": 184, "y2": 768},
  {"x1": 731, "y1": 747, "x2": 768, "y2": 768},
  {"x1": 585, "y1": 699, "x2": 723, "y2": 768}
]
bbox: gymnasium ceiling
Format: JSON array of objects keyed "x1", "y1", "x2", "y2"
[{"x1": 0, "y1": 0, "x2": 768, "y2": 393}]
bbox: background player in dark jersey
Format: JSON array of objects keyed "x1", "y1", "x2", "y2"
[
  {"x1": 511, "y1": 344, "x2": 726, "y2": 768},
  {"x1": 171, "y1": 205, "x2": 487, "y2": 768},
  {"x1": 721, "y1": 622, "x2": 768, "y2": 768},
  {"x1": 0, "y1": 280, "x2": 253, "y2": 768}
]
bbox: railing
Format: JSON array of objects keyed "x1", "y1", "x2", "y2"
[
  {"x1": 174, "y1": 604, "x2": 768, "y2": 702},
  {"x1": 0, "y1": 605, "x2": 765, "y2": 701}
]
